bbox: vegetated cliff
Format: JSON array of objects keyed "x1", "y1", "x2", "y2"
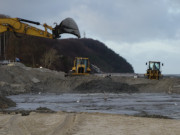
[{"x1": 3, "y1": 32, "x2": 134, "y2": 73}]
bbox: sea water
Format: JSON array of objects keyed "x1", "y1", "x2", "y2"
[{"x1": 7, "y1": 93, "x2": 180, "y2": 119}]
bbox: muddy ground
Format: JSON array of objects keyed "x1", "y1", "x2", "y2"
[{"x1": 0, "y1": 63, "x2": 180, "y2": 135}]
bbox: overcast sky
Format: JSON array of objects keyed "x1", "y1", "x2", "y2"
[{"x1": 1, "y1": 0, "x2": 180, "y2": 74}]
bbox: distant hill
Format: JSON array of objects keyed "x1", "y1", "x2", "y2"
[{"x1": 2, "y1": 32, "x2": 133, "y2": 73}]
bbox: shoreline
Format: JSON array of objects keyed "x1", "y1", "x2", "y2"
[
  {"x1": 1, "y1": 64, "x2": 180, "y2": 134},
  {"x1": 3, "y1": 92, "x2": 180, "y2": 120}
]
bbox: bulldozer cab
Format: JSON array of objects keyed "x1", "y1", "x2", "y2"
[
  {"x1": 149, "y1": 61, "x2": 160, "y2": 71},
  {"x1": 71, "y1": 57, "x2": 91, "y2": 75},
  {"x1": 145, "y1": 61, "x2": 163, "y2": 80},
  {"x1": 75, "y1": 58, "x2": 89, "y2": 73}
]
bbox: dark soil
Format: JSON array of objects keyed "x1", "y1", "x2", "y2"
[
  {"x1": 134, "y1": 111, "x2": 172, "y2": 119},
  {"x1": 0, "y1": 95, "x2": 16, "y2": 110},
  {"x1": 74, "y1": 79, "x2": 139, "y2": 93},
  {"x1": 35, "y1": 107, "x2": 55, "y2": 113}
]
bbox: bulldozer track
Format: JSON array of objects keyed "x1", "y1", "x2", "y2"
[
  {"x1": 49, "y1": 113, "x2": 76, "y2": 135},
  {"x1": 0, "y1": 113, "x2": 80, "y2": 135}
]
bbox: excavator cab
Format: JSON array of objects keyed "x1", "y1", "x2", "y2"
[
  {"x1": 71, "y1": 57, "x2": 91, "y2": 75},
  {"x1": 145, "y1": 61, "x2": 163, "y2": 80}
]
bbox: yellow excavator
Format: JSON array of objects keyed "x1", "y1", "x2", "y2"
[
  {"x1": 0, "y1": 17, "x2": 80, "y2": 39},
  {"x1": 69, "y1": 57, "x2": 91, "y2": 76},
  {"x1": 0, "y1": 17, "x2": 80, "y2": 59},
  {"x1": 144, "y1": 61, "x2": 163, "y2": 80}
]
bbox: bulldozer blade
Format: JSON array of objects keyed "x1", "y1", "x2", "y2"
[{"x1": 53, "y1": 18, "x2": 81, "y2": 38}]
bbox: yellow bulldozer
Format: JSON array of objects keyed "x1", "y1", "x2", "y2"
[
  {"x1": 69, "y1": 57, "x2": 91, "y2": 76},
  {"x1": 144, "y1": 61, "x2": 163, "y2": 80}
]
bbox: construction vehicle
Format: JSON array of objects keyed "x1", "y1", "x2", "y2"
[
  {"x1": 0, "y1": 17, "x2": 80, "y2": 59},
  {"x1": 144, "y1": 61, "x2": 163, "y2": 80},
  {"x1": 0, "y1": 17, "x2": 80, "y2": 39},
  {"x1": 69, "y1": 57, "x2": 91, "y2": 75}
]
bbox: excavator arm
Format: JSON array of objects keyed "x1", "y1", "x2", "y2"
[{"x1": 0, "y1": 17, "x2": 81, "y2": 39}]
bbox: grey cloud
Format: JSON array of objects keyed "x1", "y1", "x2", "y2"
[
  {"x1": 0, "y1": 0, "x2": 71, "y2": 22},
  {"x1": 82, "y1": 0, "x2": 180, "y2": 42},
  {"x1": 1, "y1": 0, "x2": 180, "y2": 42},
  {"x1": 1, "y1": 0, "x2": 180, "y2": 73}
]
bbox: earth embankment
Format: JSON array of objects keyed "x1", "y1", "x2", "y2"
[{"x1": 0, "y1": 62, "x2": 180, "y2": 95}]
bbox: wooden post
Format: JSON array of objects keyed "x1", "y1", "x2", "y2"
[
  {"x1": 0, "y1": 34, "x2": 1, "y2": 58},
  {"x1": 0, "y1": 32, "x2": 7, "y2": 60},
  {"x1": 4, "y1": 32, "x2": 6, "y2": 60}
]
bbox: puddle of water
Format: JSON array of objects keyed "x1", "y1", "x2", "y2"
[{"x1": 7, "y1": 93, "x2": 180, "y2": 119}]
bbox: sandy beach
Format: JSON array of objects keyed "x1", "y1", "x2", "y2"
[{"x1": 0, "y1": 112, "x2": 180, "y2": 135}]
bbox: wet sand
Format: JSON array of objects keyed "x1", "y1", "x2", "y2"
[
  {"x1": 0, "y1": 112, "x2": 180, "y2": 135},
  {"x1": 7, "y1": 93, "x2": 180, "y2": 119}
]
